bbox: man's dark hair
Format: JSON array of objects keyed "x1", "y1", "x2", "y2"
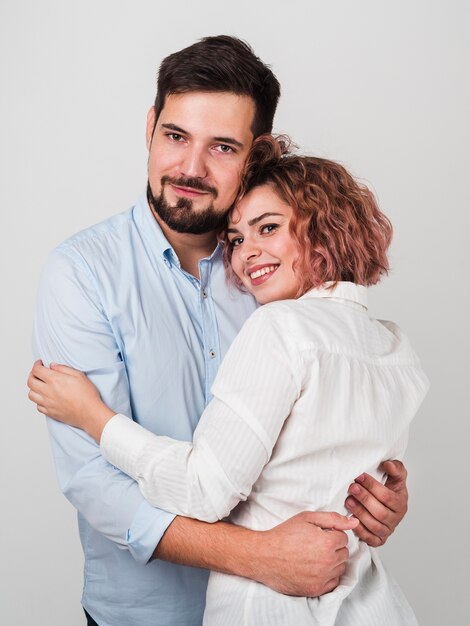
[{"x1": 153, "y1": 35, "x2": 281, "y2": 137}]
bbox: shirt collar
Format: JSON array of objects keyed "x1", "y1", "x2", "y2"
[
  {"x1": 300, "y1": 282, "x2": 368, "y2": 310},
  {"x1": 133, "y1": 193, "x2": 223, "y2": 268}
]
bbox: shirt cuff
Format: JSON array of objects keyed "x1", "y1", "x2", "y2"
[
  {"x1": 101, "y1": 413, "x2": 152, "y2": 479},
  {"x1": 127, "y1": 499, "x2": 176, "y2": 564},
  {"x1": 102, "y1": 414, "x2": 177, "y2": 563}
]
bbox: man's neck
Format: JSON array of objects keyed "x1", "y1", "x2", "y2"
[{"x1": 157, "y1": 218, "x2": 219, "y2": 279}]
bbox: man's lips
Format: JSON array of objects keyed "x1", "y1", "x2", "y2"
[
  {"x1": 246, "y1": 264, "x2": 280, "y2": 286},
  {"x1": 170, "y1": 184, "x2": 210, "y2": 199}
]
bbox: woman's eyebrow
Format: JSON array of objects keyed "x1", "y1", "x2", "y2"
[{"x1": 247, "y1": 212, "x2": 283, "y2": 226}]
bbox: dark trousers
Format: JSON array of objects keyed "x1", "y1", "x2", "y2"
[{"x1": 84, "y1": 609, "x2": 100, "y2": 626}]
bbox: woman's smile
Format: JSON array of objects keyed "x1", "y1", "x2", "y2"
[{"x1": 227, "y1": 184, "x2": 301, "y2": 304}]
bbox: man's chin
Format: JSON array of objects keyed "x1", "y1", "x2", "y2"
[{"x1": 148, "y1": 185, "x2": 227, "y2": 235}]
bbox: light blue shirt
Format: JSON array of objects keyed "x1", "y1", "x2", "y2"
[{"x1": 33, "y1": 194, "x2": 258, "y2": 626}]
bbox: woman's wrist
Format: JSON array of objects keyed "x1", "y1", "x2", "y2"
[{"x1": 85, "y1": 404, "x2": 116, "y2": 444}]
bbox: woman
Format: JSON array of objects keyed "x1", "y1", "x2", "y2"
[{"x1": 28, "y1": 136, "x2": 428, "y2": 625}]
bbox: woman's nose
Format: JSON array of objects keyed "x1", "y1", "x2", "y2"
[{"x1": 240, "y1": 243, "x2": 261, "y2": 262}]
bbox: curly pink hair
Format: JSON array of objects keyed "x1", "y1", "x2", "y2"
[{"x1": 223, "y1": 135, "x2": 392, "y2": 294}]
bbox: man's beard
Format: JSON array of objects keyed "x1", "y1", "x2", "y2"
[{"x1": 147, "y1": 176, "x2": 228, "y2": 235}]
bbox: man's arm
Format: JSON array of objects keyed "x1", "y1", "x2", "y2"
[
  {"x1": 156, "y1": 512, "x2": 355, "y2": 597},
  {"x1": 34, "y1": 247, "x2": 175, "y2": 562}
]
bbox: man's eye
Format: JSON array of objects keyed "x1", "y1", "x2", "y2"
[
  {"x1": 167, "y1": 133, "x2": 184, "y2": 142},
  {"x1": 260, "y1": 224, "x2": 278, "y2": 234},
  {"x1": 216, "y1": 145, "x2": 234, "y2": 154}
]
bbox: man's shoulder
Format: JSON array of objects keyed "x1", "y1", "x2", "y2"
[
  {"x1": 39, "y1": 201, "x2": 146, "y2": 289},
  {"x1": 55, "y1": 206, "x2": 135, "y2": 260}
]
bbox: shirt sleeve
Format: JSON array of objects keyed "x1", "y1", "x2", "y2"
[
  {"x1": 33, "y1": 247, "x2": 174, "y2": 563},
  {"x1": 101, "y1": 307, "x2": 302, "y2": 523}
]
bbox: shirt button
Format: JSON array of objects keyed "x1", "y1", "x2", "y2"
[
  {"x1": 209, "y1": 349, "x2": 216, "y2": 359},
  {"x1": 201, "y1": 289, "x2": 208, "y2": 299}
]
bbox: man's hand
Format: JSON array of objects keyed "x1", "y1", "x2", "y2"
[
  {"x1": 254, "y1": 511, "x2": 359, "y2": 597},
  {"x1": 156, "y1": 512, "x2": 358, "y2": 598},
  {"x1": 345, "y1": 460, "x2": 408, "y2": 547}
]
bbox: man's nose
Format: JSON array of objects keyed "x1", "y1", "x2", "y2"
[{"x1": 179, "y1": 146, "x2": 208, "y2": 179}]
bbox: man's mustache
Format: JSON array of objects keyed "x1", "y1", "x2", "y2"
[{"x1": 161, "y1": 176, "x2": 218, "y2": 199}]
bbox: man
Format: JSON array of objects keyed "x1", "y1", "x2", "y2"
[{"x1": 32, "y1": 36, "x2": 408, "y2": 626}]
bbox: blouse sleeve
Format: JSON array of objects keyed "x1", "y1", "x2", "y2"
[{"x1": 100, "y1": 306, "x2": 302, "y2": 522}]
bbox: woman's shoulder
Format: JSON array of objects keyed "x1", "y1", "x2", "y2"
[{"x1": 243, "y1": 298, "x2": 301, "y2": 330}]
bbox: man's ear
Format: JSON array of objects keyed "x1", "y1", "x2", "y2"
[{"x1": 146, "y1": 106, "x2": 157, "y2": 150}]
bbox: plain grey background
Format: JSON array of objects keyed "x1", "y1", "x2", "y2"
[{"x1": 1, "y1": 1, "x2": 468, "y2": 624}]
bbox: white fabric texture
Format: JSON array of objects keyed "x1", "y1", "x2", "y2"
[{"x1": 101, "y1": 282, "x2": 429, "y2": 625}]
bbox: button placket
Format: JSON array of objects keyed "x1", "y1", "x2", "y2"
[{"x1": 199, "y1": 259, "x2": 221, "y2": 403}]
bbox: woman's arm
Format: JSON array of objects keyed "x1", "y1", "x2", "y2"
[
  {"x1": 30, "y1": 307, "x2": 301, "y2": 522},
  {"x1": 28, "y1": 306, "x2": 410, "y2": 537},
  {"x1": 28, "y1": 360, "x2": 116, "y2": 441}
]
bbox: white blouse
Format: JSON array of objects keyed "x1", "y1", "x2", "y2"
[{"x1": 101, "y1": 282, "x2": 429, "y2": 625}]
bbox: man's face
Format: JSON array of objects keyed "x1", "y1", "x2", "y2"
[{"x1": 146, "y1": 92, "x2": 256, "y2": 234}]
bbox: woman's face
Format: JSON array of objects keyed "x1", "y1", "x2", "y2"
[{"x1": 227, "y1": 184, "x2": 302, "y2": 304}]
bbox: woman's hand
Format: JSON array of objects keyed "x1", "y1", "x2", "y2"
[{"x1": 27, "y1": 361, "x2": 115, "y2": 443}]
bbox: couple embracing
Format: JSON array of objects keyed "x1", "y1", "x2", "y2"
[{"x1": 29, "y1": 35, "x2": 427, "y2": 626}]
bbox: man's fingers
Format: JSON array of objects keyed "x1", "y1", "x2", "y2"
[
  {"x1": 303, "y1": 511, "x2": 359, "y2": 531},
  {"x1": 350, "y1": 520, "x2": 386, "y2": 547},
  {"x1": 344, "y1": 496, "x2": 391, "y2": 537},
  {"x1": 322, "y1": 576, "x2": 341, "y2": 595},
  {"x1": 381, "y1": 460, "x2": 407, "y2": 487},
  {"x1": 347, "y1": 479, "x2": 399, "y2": 520},
  {"x1": 334, "y1": 546, "x2": 349, "y2": 565},
  {"x1": 353, "y1": 473, "x2": 400, "y2": 511},
  {"x1": 320, "y1": 530, "x2": 349, "y2": 552}
]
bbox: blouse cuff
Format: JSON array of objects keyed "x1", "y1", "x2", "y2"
[{"x1": 100, "y1": 413, "x2": 149, "y2": 479}]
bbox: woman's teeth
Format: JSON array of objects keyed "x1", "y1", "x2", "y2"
[{"x1": 249, "y1": 265, "x2": 278, "y2": 279}]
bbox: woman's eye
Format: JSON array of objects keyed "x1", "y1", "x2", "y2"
[
  {"x1": 260, "y1": 224, "x2": 278, "y2": 235},
  {"x1": 229, "y1": 237, "x2": 243, "y2": 247}
]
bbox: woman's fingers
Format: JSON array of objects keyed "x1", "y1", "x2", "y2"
[
  {"x1": 50, "y1": 363, "x2": 83, "y2": 377},
  {"x1": 31, "y1": 360, "x2": 57, "y2": 383},
  {"x1": 28, "y1": 387, "x2": 49, "y2": 416},
  {"x1": 31, "y1": 360, "x2": 82, "y2": 384},
  {"x1": 28, "y1": 371, "x2": 47, "y2": 394},
  {"x1": 28, "y1": 389, "x2": 43, "y2": 405}
]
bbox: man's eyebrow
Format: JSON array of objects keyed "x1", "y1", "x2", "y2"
[
  {"x1": 161, "y1": 123, "x2": 187, "y2": 134},
  {"x1": 213, "y1": 136, "x2": 244, "y2": 149},
  {"x1": 248, "y1": 212, "x2": 284, "y2": 226}
]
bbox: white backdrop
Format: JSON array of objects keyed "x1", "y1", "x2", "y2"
[{"x1": 1, "y1": 1, "x2": 468, "y2": 624}]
